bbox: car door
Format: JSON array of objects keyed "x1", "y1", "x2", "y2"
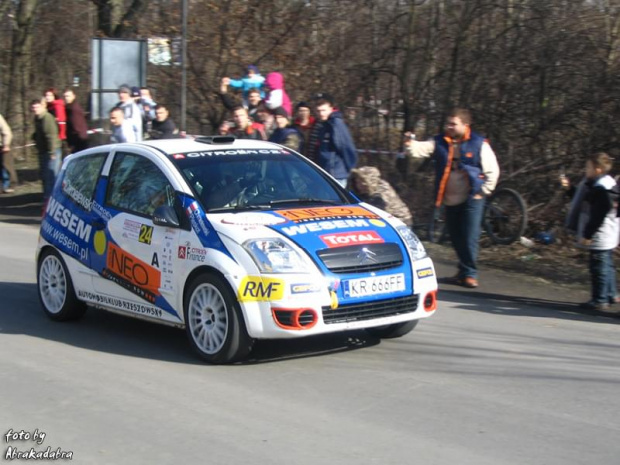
[{"x1": 89, "y1": 148, "x2": 183, "y2": 320}]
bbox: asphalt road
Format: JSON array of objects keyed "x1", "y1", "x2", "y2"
[{"x1": 1, "y1": 220, "x2": 619, "y2": 465}]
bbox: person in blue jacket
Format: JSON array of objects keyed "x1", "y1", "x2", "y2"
[
  {"x1": 315, "y1": 95, "x2": 358, "y2": 187},
  {"x1": 223, "y1": 65, "x2": 265, "y2": 107}
]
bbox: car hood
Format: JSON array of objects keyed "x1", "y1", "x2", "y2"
[{"x1": 208, "y1": 204, "x2": 410, "y2": 274}]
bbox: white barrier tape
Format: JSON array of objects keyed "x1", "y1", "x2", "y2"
[
  {"x1": 358, "y1": 149, "x2": 404, "y2": 156},
  {"x1": 12, "y1": 128, "x2": 108, "y2": 150},
  {"x1": 12, "y1": 143, "x2": 35, "y2": 150}
]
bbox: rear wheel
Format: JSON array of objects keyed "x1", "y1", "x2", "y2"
[
  {"x1": 37, "y1": 249, "x2": 86, "y2": 321},
  {"x1": 184, "y1": 273, "x2": 253, "y2": 364},
  {"x1": 366, "y1": 320, "x2": 418, "y2": 339},
  {"x1": 484, "y1": 188, "x2": 527, "y2": 245}
]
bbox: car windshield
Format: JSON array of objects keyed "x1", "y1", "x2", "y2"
[{"x1": 171, "y1": 150, "x2": 352, "y2": 212}]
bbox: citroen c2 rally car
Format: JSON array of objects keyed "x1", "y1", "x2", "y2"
[{"x1": 36, "y1": 137, "x2": 438, "y2": 363}]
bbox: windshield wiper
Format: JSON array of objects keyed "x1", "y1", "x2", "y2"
[
  {"x1": 268, "y1": 198, "x2": 342, "y2": 206},
  {"x1": 208, "y1": 204, "x2": 272, "y2": 213}
]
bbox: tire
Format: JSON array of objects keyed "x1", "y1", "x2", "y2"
[
  {"x1": 483, "y1": 188, "x2": 528, "y2": 245},
  {"x1": 37, "y1": 249, "x2": 87, "y2": 321},
  {"x1": 365, "y1": 320, "x2": 418, "y2": 339},
  {"x1": 184, "y1": 273, "x2": 253, "y2": 364},
  {"x1": 427, "y1": 206, "x2": 448, "y2": 244}
]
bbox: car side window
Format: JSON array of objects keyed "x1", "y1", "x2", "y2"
[
  {"x1": 106, "y1": 152, "x2": 175, "y2": 217},
  {"x1": 63, "y1": 153, "x2": 107, "y2": 210}
]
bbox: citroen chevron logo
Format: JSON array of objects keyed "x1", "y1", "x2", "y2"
[{"x1": 357, "y1": 247, "x2": 377, "y2": 265}]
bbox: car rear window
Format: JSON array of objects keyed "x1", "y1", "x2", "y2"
[{"x1": 62, "y1": 153, "x2": 107, "y2": 210}]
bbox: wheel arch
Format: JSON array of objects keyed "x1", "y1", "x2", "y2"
[{"x1": 181, "y1": 265, "x2": 254, "y2": 331}]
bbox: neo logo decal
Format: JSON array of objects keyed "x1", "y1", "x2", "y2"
[
  {"x1": 104, "y1": 243, "x2": 161, "y2": 303},
  {"x1": 276, "y1": 206, "x2": 379, "y2": 223}
]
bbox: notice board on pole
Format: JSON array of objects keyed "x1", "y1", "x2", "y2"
[{"x1": 91, "y1": 38, "x2": 147, "y2": 121}]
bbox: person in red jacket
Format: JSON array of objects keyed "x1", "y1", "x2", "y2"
[{"x1": 44, "y1": 88, "x2": 67, "y2": 141}]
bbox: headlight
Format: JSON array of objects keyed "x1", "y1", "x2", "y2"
[
  {"x1": 396, "y1": 226, "x2": 427, "y2": 261},
  {"x1": 243, "y1": 238, "x2": 310, "y2": 273}
]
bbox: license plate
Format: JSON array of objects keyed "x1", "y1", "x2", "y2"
[{"x1": 343, "y1": 273, "x2": 405, "y2": 298}]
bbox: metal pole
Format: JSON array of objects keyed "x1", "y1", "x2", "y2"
[{"x1": 181, "y1": 0, "x2": 188, "y2": 132}]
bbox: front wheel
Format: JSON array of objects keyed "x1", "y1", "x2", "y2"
[
  {"x1": 37, "y1": 249, "x2": 87, "y2": 321},
  {"x1": 484, "y1": 188, "x2": 527, "y2": 245},
  {"x1": 365, "y1": 320, "x2": 418, "y2": 339},
  {"x1": 184, "y1": 273, "x2": 253, "y2": 364}
]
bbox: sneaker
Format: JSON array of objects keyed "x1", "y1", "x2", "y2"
[
  {"x1": 2, "y1": 188, "x2": 14, "y2": 193},
  {"x1": 579, "y1": 301, "x2": 611, "y2": 311},
  {"x1": 609, "y1": 296, "x2": 620, "y2": 304},
  {"x1": 462, "y1": 277, "x2": 479, "y2": 288}
]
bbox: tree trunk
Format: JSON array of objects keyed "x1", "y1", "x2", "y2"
[
  {"x1": 92, "y1": 0, "x2": 149, "y2": 38},
  {"x1": 6, "y1": 0, "x2": 38, "y2": 150}
]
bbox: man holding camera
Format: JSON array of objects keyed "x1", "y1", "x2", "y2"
[{"x1": 404, "y1": 108, "x2": 499, "y2": 288}]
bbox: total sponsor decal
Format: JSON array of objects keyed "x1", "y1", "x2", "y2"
[
  {"x1": 276, "y1": 206, "x2": 379, "y2": 224},
  {"x1": 77, "y1": 290, "x2": 163, "y2": 318},
  {"x1": 186, "y1": 201, "x2": 210, "y2": 237},
  {"x1": 103, "y1": 243, "x2": 161, "y2": 303},
  {"x1": 238, "y1": 276, "x2": 285, "y2": 302},
  {"x1": 416, "y1": 267, "x2": 434, "y2": 279},
  {"x1": 280, "y1": 218, "x2": 385, "y2": 237},
  {"x1": 178, "y1": 242, "x2": 208, "y2": 262},
  {"x1": 320, "y1": 230, "x2": 384, "y2": 248},
  {"x1": 45, "y1": 197, "x2": 92, "y2": 242}
]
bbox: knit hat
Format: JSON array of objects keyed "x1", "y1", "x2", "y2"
[
  {"x1": 313, "y1": 92, "x2": 334, "y2": 105},
  {"x1": 247, "y1": 65, "x2": 259, "y2": 74},
  {"x1": 118, "y1": 84, "x2": 131, "y2": 94},
  {"x1": 273, "y1": 106, "x2": 289, "y2": 119}
]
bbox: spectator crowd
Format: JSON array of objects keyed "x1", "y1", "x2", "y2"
[{"x1": 1, "y1": 64, "x2": 618, "y2": 315}]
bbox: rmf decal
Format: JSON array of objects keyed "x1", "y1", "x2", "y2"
[{"x1": 238, "y1": 276, "x2": 285, "y2": 302}]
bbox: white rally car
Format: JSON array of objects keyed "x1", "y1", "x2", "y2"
[{"x1": 36, "y1": 137, "x2": 437, "y2": 363}]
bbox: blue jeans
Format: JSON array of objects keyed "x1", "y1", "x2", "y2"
[
  {"x1": 2, "y1": 167, "x2": 8, "y2": 189},
  {"x1": 39, "y1": 148, "x2": 61, "y2": 201},
  {"x1": 589, "y1": 249, "x2": 617, "y2": 304},
  {"x1": 445, "y1": 197, "x2": 486, "y2": 279}
]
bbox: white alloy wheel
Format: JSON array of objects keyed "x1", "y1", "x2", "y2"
[
  {"x1": 37, "y1": 249, "x2": 86, "y2": 321},
  {"x1": 39, "y1": 253, "x2": 68, "y2": 314},
  {"x1": 187, "y1": 283, "x2": 229, "y2": 355},
  {"x1": 184, "y1": 274, "x2": 253, "y2": 363}
]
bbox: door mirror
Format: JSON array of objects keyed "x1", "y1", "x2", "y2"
[{"x1": 153, "y1": 205, "x2": 180, "y2": 228}]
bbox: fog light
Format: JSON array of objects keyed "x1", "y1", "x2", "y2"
[{"x1": 424, "y1": 291, "x2": 437, "y2": 312}]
